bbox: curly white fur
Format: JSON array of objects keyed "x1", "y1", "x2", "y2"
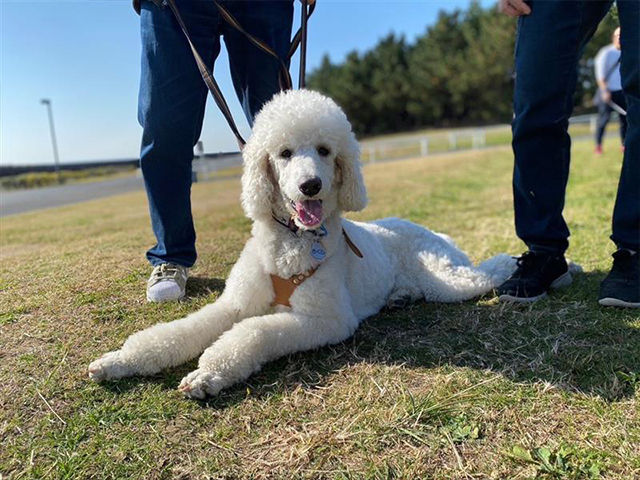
[{"x1": 89, "y1": 90, "x2": 519, "y2": 399}]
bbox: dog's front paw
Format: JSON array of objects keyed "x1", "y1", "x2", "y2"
[
  {"x1": 88, "y1": 350, "x2": 131, "y2": 382},
  {"x1": 179, "y1": 369, "x2": 225, "y2": 399}
]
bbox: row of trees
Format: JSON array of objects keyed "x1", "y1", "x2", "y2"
[{"x1": 307, "y1": 2, "x2": 618, "y2": 136}]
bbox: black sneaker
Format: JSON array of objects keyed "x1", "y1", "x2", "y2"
[
  {"x1": 598, "y1": 249, "x2": 640, "y2": 308},
  {"x1": 498, "y1": 251, "x2": 572, "y2": 303}
]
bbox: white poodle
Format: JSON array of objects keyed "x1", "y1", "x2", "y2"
[{"x1": 88, "y1": 90, "x2": 518, "y2": 399}]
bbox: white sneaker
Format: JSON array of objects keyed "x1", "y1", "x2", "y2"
[{"x1": 146, "y1": 263, "x2": 189, "y2": 302}]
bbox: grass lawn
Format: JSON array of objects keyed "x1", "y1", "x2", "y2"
[{"x1": 0, "y1": 137, "x2": 638, "y2": 479}]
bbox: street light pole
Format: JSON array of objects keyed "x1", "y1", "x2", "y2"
[{"x1": 40, "y1": 98, "x2": 62, "y2": 182}]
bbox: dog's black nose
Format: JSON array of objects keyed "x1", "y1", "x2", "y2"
[{"x1": 299, "y1": 177, "x2": 322, "y2": 197}]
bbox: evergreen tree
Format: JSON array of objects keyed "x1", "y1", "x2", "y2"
[{"x1": 307, "y1": 2, "x2": 618, "y2": 136}]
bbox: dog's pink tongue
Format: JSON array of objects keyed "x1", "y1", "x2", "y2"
[{"x1": 295, "y1": 200, "x2": 323, "y2": 227}]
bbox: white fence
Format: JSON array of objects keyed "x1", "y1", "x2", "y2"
[
  {"x1": 361, "y1": 125, "x2": 498, "y2": 164},
  {"x1": 191, "y1": 153, "x2": 242, "y2": 182},
  {"x1": 360, "y1": 113, "x2": 606, "y2": 164}
]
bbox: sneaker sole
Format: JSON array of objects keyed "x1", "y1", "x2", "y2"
[
  {"x1": 598, "y1": 297, "x2": 640, "y2": 308},
  {"x1": 146, "y1": 290, "x2": 186, "y2": 303},
  {"x1": 498, "y1": 271, "x2": 572, "y2": 304}
]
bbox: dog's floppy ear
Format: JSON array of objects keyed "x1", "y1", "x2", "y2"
[
  {"x1": 240, "y1": 135, "x2": 274, "y2": 221},
  {"x1": 336, "y1": 133, "x2": 368, "y2": 212}
]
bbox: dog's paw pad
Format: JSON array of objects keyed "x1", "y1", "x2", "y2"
[
  {"x1": 179, "y1": 370, "x2": 225, "y2": 399},
  {"x1": 88, "y1": 350, "x2": 128, "y2": 382}
]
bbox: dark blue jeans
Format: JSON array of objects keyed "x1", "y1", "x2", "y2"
[
  {"x1": 512, "y1": 0, "x2": 639, "y2": 254},
  {"x1": 138, "y1": 0, "x2": 293, "y2": 267}
]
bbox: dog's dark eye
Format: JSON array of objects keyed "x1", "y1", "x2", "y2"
[
  {"x1": 317, "y1": 146, "x2": 330, "y2": 156},
  {"x1": 280, "y1": 149, "x2": 292, "y2": 159}
]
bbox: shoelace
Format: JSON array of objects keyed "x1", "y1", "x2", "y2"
[
  {"x1": 153, "y1": 264, "x2": 180, "y2": 279},
  {"x1": 510, "y1": 251, "x2": 549, "y2": 281},
  {"x1": 515, "y1": 251, "x2": 538, "y2": 270}
]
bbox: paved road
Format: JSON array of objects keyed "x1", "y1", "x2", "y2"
[
  {"x1": 0, "y1": 155, "x2": 244, "y2": 218},
  {"x1": 0, "y1": 176, "x2": 145, "y2": 217}
]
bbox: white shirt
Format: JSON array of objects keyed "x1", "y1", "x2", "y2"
[{"x1": 595, "y1": 44, "x2": 622, "y2": 92}]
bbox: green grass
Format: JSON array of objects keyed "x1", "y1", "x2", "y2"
[{"x1": 0, "y1": 137, "x2": 638, "y2": 479}]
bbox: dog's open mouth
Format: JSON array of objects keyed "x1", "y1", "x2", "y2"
[{"x1": 292, "y1": 199, "x2": 323, "y2": 228}]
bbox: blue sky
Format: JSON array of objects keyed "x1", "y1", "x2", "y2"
[{"x1": 1, "y1": 0, "x2": 493, "y2": 166}]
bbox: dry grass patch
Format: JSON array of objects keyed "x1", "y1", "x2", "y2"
[{"x1": 1, "y1": 138, "x2": 638, "y2": 479}]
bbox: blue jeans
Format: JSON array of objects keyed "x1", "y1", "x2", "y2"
[
  {"x1": 512, "y1": 0, "x2": 639, "y2": 254},
  {"x1": 138, "y1": 0, "x2": 293, "y2": 267}
]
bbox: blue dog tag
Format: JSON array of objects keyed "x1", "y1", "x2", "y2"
[{"x1": 311, "y1": 242, "x2": 326, "y2": 261}]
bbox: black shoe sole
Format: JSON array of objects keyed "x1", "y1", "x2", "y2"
[{"x1": 498, "y1": 271, "x2": 572, "y2": 304}]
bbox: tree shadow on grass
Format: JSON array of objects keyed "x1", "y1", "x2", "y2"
[{"x1": 100, "y1": 270, "x2": 639, "y2": 406}]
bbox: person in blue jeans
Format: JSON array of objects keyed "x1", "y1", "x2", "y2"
[
  {"x1": 497, "y1": 0, "x2": 639, "y2": 307},
  {"x1": 132, "y1": 0, "x2": 295, "y2": 302}
]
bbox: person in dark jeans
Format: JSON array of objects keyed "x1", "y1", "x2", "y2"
[
  {"x1": 594, "y1": 27, "x2": 627, "y2": 153},
  {"x1": 497, "y1": 0, "x2": 639, "y2": 307},
  {"x1": 595, "y1": 90, "x2": 627, "y2": 152},
  {"x1": 132, "y1": 0, "x2": 295, "y2": 302}
]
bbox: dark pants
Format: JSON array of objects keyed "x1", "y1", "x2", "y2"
[
  {"x1": 512, "y1": 0, "x2": 639, "y2": 254},
  {"x1": 595, "y1": 90, "x2": 628, "y2": 146},
  {"x1": 138, "y1": 0, "x2": 293, "y2": 267}
]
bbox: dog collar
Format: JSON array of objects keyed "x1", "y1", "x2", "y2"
[{"x1": 271, "y1": 212, "x2": 362, "y2": 257}]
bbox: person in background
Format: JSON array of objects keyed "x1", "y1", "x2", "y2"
[
  {"x1": 132, "y1": 0, "x2": 295, "y2": 302},
  {"x1": 497, "y1": 0, "x2": 639, "y2": 308},
  {"x1": 594, "y1": 27, "x2": 627, "y2": 154}
]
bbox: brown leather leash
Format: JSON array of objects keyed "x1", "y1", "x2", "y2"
[
  {"x1": 166, "y1": 0, "x2": 315, "y2": 149},
  {"x1": 166, "y1": 1, "x2": 363, "y2": 307}
]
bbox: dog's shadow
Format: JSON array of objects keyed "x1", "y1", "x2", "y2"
[
  {"x1": 103, "y1": 270, "x2": 640, "y2": 406},
  {"x1": 210, "y1": 269, "x2": 639, "y2": 407}
]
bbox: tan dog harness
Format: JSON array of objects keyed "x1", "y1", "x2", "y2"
[{"x1": 270, "y1": 229, "x2": 363, "y2": 307}]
